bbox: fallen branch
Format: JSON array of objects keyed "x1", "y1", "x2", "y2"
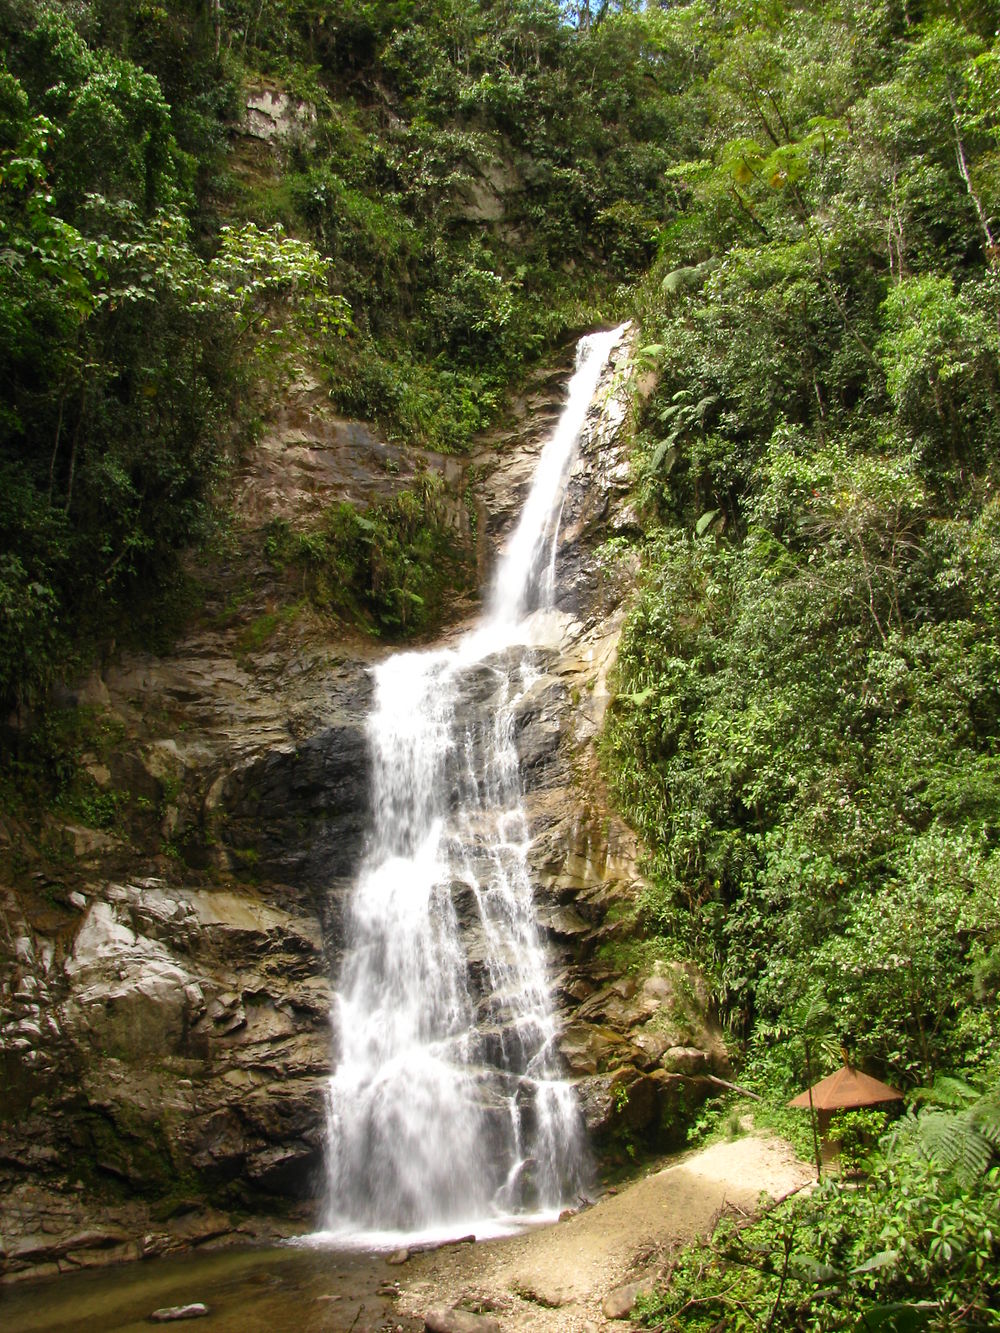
[
  {"x1": 408, "y1": 1234, "x2": 476, "y2": 1255},
  {"x1": 704, "y1": 1075, "x2": 764, "y2": 1102}
]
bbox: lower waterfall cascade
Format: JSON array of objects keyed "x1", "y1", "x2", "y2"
[{"x1": 321, "y1": 324, "x2": 629, "y2": 1241}]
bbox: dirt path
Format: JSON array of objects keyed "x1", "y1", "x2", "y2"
[{"x1": 396, "y1": 1134, "x2": 814, "y2": 1331}]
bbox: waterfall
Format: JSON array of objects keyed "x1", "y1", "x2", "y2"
[{"x1": 322, "y1": 325, "x2": 627, "y2": 1241}]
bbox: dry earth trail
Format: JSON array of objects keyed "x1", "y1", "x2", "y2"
[{"x1": 396, "y1": 1133, "x2": 815, "y2": 1331}]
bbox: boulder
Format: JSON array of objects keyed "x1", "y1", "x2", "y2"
[
  {"x1": 602, "y1": 1274, "x2": 657, "y2": 1319},
  {"x1": 244, "y1": 88, "x2": 315, "y2": 146},
  {"x1": 424, "y1": 1308, "x2": 502, "y2": 1333}
]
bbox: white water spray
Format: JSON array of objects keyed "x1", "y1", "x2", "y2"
[{"x1": 322, "y1": 325, "x2": 627, "y2": 1241}]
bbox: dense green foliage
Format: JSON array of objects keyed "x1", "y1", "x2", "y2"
[
  {"x1": 3, "y1": 0, "x2": 1000, "y2": 1320},
  {"x1": 599, "y1": 1, "x2": 1000, "y2": 1325},
  {"x1": 637, "y1": 1079, "x2": 1000, "y2": 1330},
  {"x1": 609, "y1": 0, "x2": 1000, "y2": 1085},
  {"x1": 0, "y1": 0, "x2": 705, "y2": 709},
  {"x1": 216, "y1": 0, "x2": 704, "y2": 445},
  {"x1": 263, "y1": 479, "x2": 471, "y2": 635},
  {"x1": 0, "y1": 0, "x2": 349, "y2": 710}
]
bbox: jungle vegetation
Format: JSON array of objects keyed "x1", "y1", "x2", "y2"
[
  {"x1": 1, "y1": 0, "x2": 999, "y2": 1326},
  {"x1": 598, "y1": 0, "x2": 1000, "y2": 1326},
  {"x1": 0, "y1": 0, "x2": 688, "y2": 707}
]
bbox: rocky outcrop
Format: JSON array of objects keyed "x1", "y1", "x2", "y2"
[
  {"x1": 234, "y1": 369, "x2": 470, "y2": 534},
  {"x1": 243, "y1": 87, "x2": 317, "y2": 148},
  {"x1": 0, "y1": 330, "x2": 727, "y2": 1279},
  {"x1": 562, "y1": 966, "x2": 729, "y2": 1145},
  {"x1": 0, "y1": 872, "x2": 333, "y2": 1275}
]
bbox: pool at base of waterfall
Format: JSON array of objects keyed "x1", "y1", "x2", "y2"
[{"x1": 0, "y1": 1242, "x2": 427, "y2": 1333}]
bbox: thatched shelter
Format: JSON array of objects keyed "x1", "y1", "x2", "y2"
[
  {"x1": 788, "y1": 1065, "x2": 903, "y2": 1112},
  {"x1": 789, "y1": 1065, "x2": 903, "y2": 1175}
]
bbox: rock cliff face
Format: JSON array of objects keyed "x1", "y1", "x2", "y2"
[{"x1": 0, "y1": 335, "x2": 727, "y2": 1281}]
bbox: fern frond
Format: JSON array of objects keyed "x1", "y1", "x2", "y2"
[
  {"x1": 969, "y1": 1094, "x2": 1000, "y2": 1149},
  {"x1": 914, "y1": 1111, "x2": 966, "y2": 1170},
  {"x1": 909, "y1": 1075, "x2": 980, "y2": 1110},
  {"x1": 882, "y1": 1112, "x2": 919, "y2": 1161},
  {"x1": 901, "y1": 1103, "x2": 998, "y2": 1183},
  {"x1": 952, "y1": 1123, "x2": 992, "y2": 1187}
]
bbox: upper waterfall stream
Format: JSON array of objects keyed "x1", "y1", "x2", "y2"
[{"x1": 321, "y1": 325, "x2": 628, "y2": 1244}]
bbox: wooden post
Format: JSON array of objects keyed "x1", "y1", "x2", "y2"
[{"x1": 804, "y1": 1040, "x2": 822, "y2": 1182}]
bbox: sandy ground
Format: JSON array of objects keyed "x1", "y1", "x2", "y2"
[{"x1": 396, "y1": 1133, "x2": 815, "y2": 1331}]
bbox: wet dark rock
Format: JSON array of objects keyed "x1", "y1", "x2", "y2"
[
  {"x1": 245, "y1": 1142, "x2": 322, "y2": 1196},
  {"x1": 512, "y1": 677, "x2": 567, "y2": 782},
  {"x1": 220, "y1": 719, "x2": 371, "y2": 888}
]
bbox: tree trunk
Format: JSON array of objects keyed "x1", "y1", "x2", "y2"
[{"x1": 948, "y1": 91, "x2": 996, "y2": 264}]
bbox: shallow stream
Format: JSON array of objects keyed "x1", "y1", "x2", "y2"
[{"x1": 1, "y1": 1243, "x2": 423, "y2": 1333}]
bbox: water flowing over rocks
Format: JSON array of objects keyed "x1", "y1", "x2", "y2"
[
  {"x1": 1, "y1": 329, "x2": 727, "y2": 1280},
  {"x1": 322, "y1": 328, "x2": 631, "y2": 1238}
]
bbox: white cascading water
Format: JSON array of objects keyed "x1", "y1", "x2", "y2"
[{"x1": 322, "y1": 325, "x2": 627, "y2": 1242}]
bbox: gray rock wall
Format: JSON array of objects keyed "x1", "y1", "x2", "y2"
[{"x1": 0, "y1": 332, "x2": 728, "y2": 1280}]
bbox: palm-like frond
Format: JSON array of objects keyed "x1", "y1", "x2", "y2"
[
  {"x1": 969, "y1": 1091, "x2": 1000, "y2": 1148},
  {"x1": 909, "y1": 1075, "x2": 981, "y2": 1111},
  {"x1": 885, "y1": 1086, "x2": 1000, "y2": 1186}
]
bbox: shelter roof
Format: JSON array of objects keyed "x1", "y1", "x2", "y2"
[{"x1": 787, "y1": 1065, "x2": 903, "y2": 1110}]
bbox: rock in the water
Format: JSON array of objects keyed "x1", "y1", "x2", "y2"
[
  {"x1": 386, "y1": 1247, "x2": 410, "y2": 1265},
  {"x1": 150, "y1": 1305, "x2": 210, "y2": 1323},
  {"x1": 424, "y1": 1307, "x2": 501, "y2": 1333}
]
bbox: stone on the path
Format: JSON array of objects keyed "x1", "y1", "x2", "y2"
[
  {"x1": 513, "y1": 1276, "x2": 571, "y2": 1307},
  {"x1": 149, "y1": 1304, "x2": 210, "y2": 1323},
  {"x1": 424, "y1": 1306, "x2": 501, "y2": 1333},
  {"x1": 602, "y1": 1277, "x2": 654, "y2": 1319}
]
